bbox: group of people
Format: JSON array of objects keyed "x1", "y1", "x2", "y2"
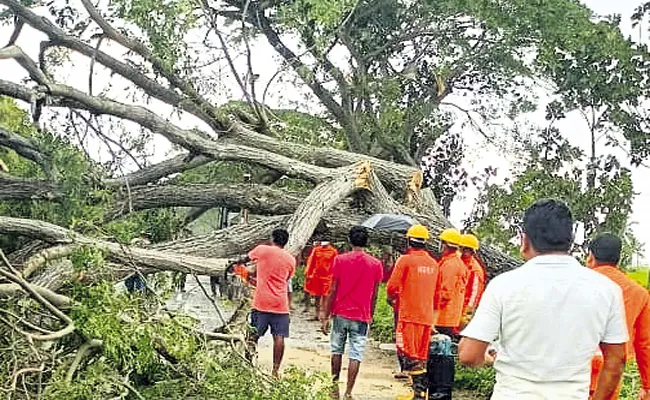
[{"x1": 232, "y1": 198, "x2": 650, "y2": 400}]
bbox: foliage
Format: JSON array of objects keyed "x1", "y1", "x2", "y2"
[
  {"x1": 454, "y1": 364, "x2": 495, "y2": 399},
  {"x1": 370, "y1": 285, "x2": 395, "y2": 344},
  {"x1": 468, "y1": 127, "x2": 638, "y2": 259},
  {"x1": 626, "y1": 268, "x2": 650, "y2": 288}
]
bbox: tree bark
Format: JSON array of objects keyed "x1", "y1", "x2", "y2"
[
  {"x1": 107, "y1": 184, "x2": 303, "y2": 221},
  {"x1": 0, "y1": 173, "x2": 62, "y2": 201}
]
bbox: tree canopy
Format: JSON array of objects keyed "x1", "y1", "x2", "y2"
[{"x1": 0, "y1": 0, "x2": 648, "y2": 397}]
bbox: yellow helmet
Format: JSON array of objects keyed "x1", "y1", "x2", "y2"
[
  {"x1": 460, "y1": 234, "x2": 480, "y2": 250},
  {"x1": 407, "y1": 224, "x2": 430, "y2": 240},
  {"x1": 439, "y1": 228, "x2": 462, "y2": 246}
]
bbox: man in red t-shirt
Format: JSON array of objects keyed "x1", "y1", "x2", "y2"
[
  {"x1": 239, "y1": 229, "x2": 296, "y2": 378},
  {"x1": 321, "y1": 226, "x2": 383, "y2": 400}
]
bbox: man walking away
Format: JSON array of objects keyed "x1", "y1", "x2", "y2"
[
  {"x1": 244, "y1": 229, "x2": 296, "y2": 378},
  {"x1": 304, "y1": 241, "x2": 339, "y2": 321},
  {"x1": 321, "y1": 226, "x2": 383, "y2": 400},
  {"x1": 387, "y1": 224, "x2": 442, "y2": 400},
  {"x1": 434, "y1": 228, "x2": 468, "y2": 339},
  {"x1": 587, "y1": 233, "x2": 650, "y2": 400},
  {"x1": 459, "y1": 199, "x2": 628, "y2": 400}
]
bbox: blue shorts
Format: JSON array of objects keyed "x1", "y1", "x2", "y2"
[
  {"x1": 330, "y1": 315, "x2": 369, "y2": 361},
  {"x1": 250, "y1": 310, "x2": 290, "y2": 338}
]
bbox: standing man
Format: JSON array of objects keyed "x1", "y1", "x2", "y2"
[
  {"x1": 321, "y1": 226, "x2": 383, "y2": 400},
  {"x1": 304, "y1": 241, "x2": 339, "y2": 321},
  {"x1": 243, "y1": 229, "x2": 296, "y2": 378},
  {"x1": 459, "y1": 233, "x2": 486, "y2": 323},
  {"x1": 387, "y1": 224, "x2": 442, "y2": 400},
  {"x1": 459, "y1": 199, "x2": 628, "y2": 400},
  {"x1": 435, "y1": 228, "x2": 468, "y2": 339},
  {"x1": 587, "y1": 233, "x2": 650, "y2": 400}
]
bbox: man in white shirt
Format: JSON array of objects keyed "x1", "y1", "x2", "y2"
[{"x1": 458, "y1": 199, "x2": 628, "y2": 400}]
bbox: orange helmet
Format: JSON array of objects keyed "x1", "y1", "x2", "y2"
[{"x1": 460, "y1": 234, "x2": 480, "y2": 250}]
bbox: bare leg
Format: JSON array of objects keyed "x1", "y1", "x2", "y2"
[
  {"x1": 272, "y1": 336, "x2": 285, "y2": 378},
  {"x1": 331, "y1": 354, "x2": 343, "y2": 381},
  {"x1": 312, "y1": 296, "x2": 321, "y2": 320},
  {"x1": 344, "y1": 359, "x2": 361, "y2": 397}
]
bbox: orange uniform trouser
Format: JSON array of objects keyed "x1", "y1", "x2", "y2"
[
  {"x1": 396, "y1": 321, "x2": 432, "y2": 362},
  {"x1": 590, "y1": 355, "x2": 623, "y2": 400}
]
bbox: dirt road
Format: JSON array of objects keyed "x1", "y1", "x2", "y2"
[
  {"x1": 257, "y1": 307, "x2": 478, "y2": 400},
  {"x1": 166, "y1": 277, "x2": 478, "y2": 400}
]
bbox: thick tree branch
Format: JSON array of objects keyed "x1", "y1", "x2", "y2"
[
  {"x1": 0, "y1": 0, "x2": 220, "y2": 132},
  {"x1": 0, "y1": 126, "x2": 48, "y2": 168},
  {"x1": 107, "y1": 183, "x2": 302, "y2": 220},
  {"x1": 0, "y1": 173, "x2": 62, "y2": 201},
  {"x1": 104, "y1": 154, "x2": 212, "y2": 188}
]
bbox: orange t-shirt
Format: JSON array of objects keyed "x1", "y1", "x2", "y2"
[
  {"x1": 462, "y1": 254, "x2": 486, "y2": 310},
  {"x1": 435, "y1": 252, "x2": 468, "y2": 328},
  {"x1": 593, "y1": 265, "x2": 650, "y2": 388},
  {"x1": 386, "y1": 249, "x2": 442, "y2": 326},
  {"x1": 249, "y1": 244, "x2": 296, "y2": 314}
]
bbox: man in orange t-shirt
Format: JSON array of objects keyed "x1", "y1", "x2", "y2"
[
  {"x1": 304, "y1": 241, "x2": 338, "y2": 321},
  {"x1": 387, "y1": 224, "x2": 442, "y2": 400},
  {"x1": 435, "y1": 228, "x2": 468, "y2": 339},
  {"x1": 234, "y1": 229, "x2": 296, "y2": 378},
  {"x1": 587, "y1": 233, "x2": 650, "y2": 400},
  {"x1": 459, "y1": 234, "x2": 486, "y2": 320}
]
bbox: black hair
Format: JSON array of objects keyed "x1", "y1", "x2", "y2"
[
  {"x1": 408, "y1": 239, "x2": 426, "y2": 249},
  {"x1": 271, "y1": 229, "x2": 289, "y2": 247},
  {"x1": 349, "y1": 226, "x2": 369, "y2": 248},
  {"x1": 523, "y1": 199, "x2": 574, "y2": 253},
  {"x1": 589, "y1": 233, "x2": 622, "y2": 265}
]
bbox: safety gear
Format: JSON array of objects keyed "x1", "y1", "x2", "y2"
[
  {"x1": 438, "y1": 228, "x2": 462, "y2": 246},
  {"x1": 412, "y1": 370, "x2": 428, "y2": 400},
  {"x1": 407, "y1": 224, "x2": 430, "y2": 240},
  {"x1": 459, "y1": 233, "x2": 479, "y2": 250}
]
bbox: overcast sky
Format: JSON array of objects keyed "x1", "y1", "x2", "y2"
[{"x1": 0, "y1": 0, "x2": 648, "y2": 263}]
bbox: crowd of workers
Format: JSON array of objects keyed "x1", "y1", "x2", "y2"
[{"x1": 230, "y1": 198, "x2": 650, "y2": 400}]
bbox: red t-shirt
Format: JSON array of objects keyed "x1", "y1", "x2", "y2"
[
  {"x1": 249, "y1": 244, "x2": 296, "y2": 314},
  {"x1": 331, "y1": 250, "x2": 383, "y2": 323}
]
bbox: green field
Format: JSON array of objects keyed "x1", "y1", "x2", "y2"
[{"x1": 626, "y1": 268, "x2": 649, "y2": 288}]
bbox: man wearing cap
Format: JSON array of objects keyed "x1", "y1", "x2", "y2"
[
  {"x1": 434, "y1": 228, "x2": 469, "y2": 338},
  {"x1": 459, "y1": 234, "x2": 486, "y2": 320},
  {"x1": 387, "y1": 224, "x2": 442, "y2": 400}
]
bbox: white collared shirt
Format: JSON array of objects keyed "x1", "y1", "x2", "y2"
[{"x1": 462, "y1": 255, "x2": 628, "y2": 400}]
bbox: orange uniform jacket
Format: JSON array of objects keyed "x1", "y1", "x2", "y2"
[
  {"x1": 386, "y1": 249, "x2": 442, "y2": 326},
  {"x1": 462, "y1": 254, "x2": 486, "y2": 311},
  {"x1": 304, "y1": 244, "x2": 339, "y2": 296},
  {"x1": 435, "y1": 252, "x2": 468, "y2": 328},
  {"x1": 592, "y1": 265, "x2": 650, "y2": 389}
]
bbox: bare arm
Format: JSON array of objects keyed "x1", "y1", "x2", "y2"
[
  {"x1": 458, "y1": 337, "x2": 491, "y2": 368},
  {"x1": 592, "y1": 343, "x2": 626, "y2": 400}
]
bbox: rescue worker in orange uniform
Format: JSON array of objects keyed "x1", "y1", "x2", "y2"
[
  {"x1": 459, "y1": 234, "x2": 486, "y2": 326},
  {"x1": 303, "y1": 241, "x2": 339, "y2": 321},
  {"x1": 587, "y1": 233, "x2": 650, "y2": 400},
  {"x1": 434, "y1": 228, "x2": 468, "y2": 339},
  {"x1": 387, "y1": 224, "x2": 442, "y2": 400}
]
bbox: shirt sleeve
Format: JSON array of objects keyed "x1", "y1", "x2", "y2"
[
  {"x1": 330, "y1": 257, "x2": 340, "y2": 283},
  {"x1": 460, "y1": 279, "x2": 501, "y2": 343},
  {"x1": 634, "y1": 294, "x2": 650, "y2": 388},
  {"x1": 376, "y1": 259, "x2": 384, "y2": 284},
  {"x1": 248, "y1": 245, "x2": 262, "y2": 261},
  {"x1": 601, "y1": 284, "x2": 629, "y2": 344}
]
